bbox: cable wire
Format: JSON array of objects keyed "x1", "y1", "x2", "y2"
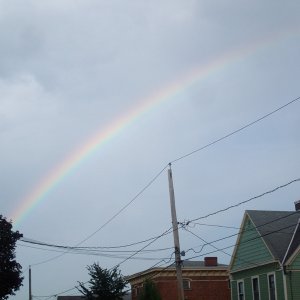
[
  {"x1": 170, "y1": 96, "x2": 300, "y2": 164},
  {"x1": 29, "y1": 165, "x2": 168, "y2": 267},
  {"x1": 183, "y1": 177, "x2": 300, "y2": 225}
]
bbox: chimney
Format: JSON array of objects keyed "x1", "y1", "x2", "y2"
[
  {"x1": 295, "y1": 200, "x2": 300, "y2": 211},
  {"x1": 204, "y1": 257, "x2": 218, "y2": 267}
]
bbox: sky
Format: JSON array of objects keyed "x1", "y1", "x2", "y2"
[{"x1": 0, "y1": 0, "x2": 300, "y2": 299}]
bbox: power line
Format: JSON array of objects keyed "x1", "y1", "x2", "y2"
[
  {"x1": 18, "y1": 243, "x2": 174, "y2": 261},
  {"x1": 21, "y1": 231, "x2": 174, "y2": 250},
  {"x1": 37, "y1": 205, "x2": 300, "y2": 299},
  {"x1": 183, "y1": 177, "x2": 300, "y2": 225},
  {"x1": 26, "y1": 96, "x2": 300, "y2": 266},
  {"x1": 182, "y1": 210, "x2": 300, "y2": 259},
  {"x1": 25, "y1": 96, "x2": 300, "y2": 295},
  {"x1": 184, "y1": 221, "x2": 300, "y2": 262},
  {"x1": 188, "y1": 222, "x2": 239, "y2": 229},
  {"x1": 170, "y1": 96, "x2": 300, "y2": 164},
  {"x1": 41, "y1": 227, "x2": 175, "y2": 299},
  {"x1": 183, "y1": 227, "x2": 272, "y2": 268},
  {"x1": 28, "y1": 165, "x2": 168, "y2": 267}
]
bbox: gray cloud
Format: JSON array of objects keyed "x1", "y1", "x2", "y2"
[{"x1": 0, "y1": 0, "x2": 299, "y2": 299}]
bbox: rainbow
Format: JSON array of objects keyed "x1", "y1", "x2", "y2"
[{"x1": 10, "y1": 28, "x2": 298, "y2": 227}]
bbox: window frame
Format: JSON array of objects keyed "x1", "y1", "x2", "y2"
[
  {"x1": 267, "y1": 272, "x2": 277, "y2": 300},
  {"x1": 183, "y1": 278, "x2": 191, "y2": 290},
  {"x1": 237, "y1": 279, "x2": 245, "y2": 300},
  {"x1": 251, "y1": 276, "x2": 260, "y2": 300}
]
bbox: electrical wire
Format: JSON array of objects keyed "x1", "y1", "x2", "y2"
[
  {"x1": 29, "y1": 165, "x2": 168, "y2": 267},
  {"x1": 38, "y1": 207, "x2": 300, "y2": 299},
  {"x1": 170, "y1": 96, "x2": 300, "y2": 164},
  {"x1": 183, "y1": 177, "x2": 300, "y2": 225},
  {"x1": 26, "y1": 96, "x2": 300, "y2": 267},
  {"x1": 18, "y1": 243, "x2": 174, "y2": 261},
  {"x1": 25, "y1": 96, "x2": 300, "y2": 296},
  {"x1": 19, "y1": 239, "x2": 173, "y2": 253},
  {"x1": 41, "y1": 227, "x2": 175, "y2": 299},
  {"x1": 183, "y1": 221, "x2": 300, "y2": 262},
  {"x1": 183, "y1": 210, "x2": 300, "y2": 256},
  {"x1": 20, "y1": 232, "x2": 174, "y2": 250},
  {"x1": 187, "y1": 222, "x2": 240, "y2": 230}
]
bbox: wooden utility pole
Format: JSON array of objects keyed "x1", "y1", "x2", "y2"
[
  {"x1": 29, "y1": 266, "x2": 32, "y2": 300},
  {"x1": 168, "y1": 164, "x2": 184, "y2": 300}
]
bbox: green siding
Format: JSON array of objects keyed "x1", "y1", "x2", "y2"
[
  {"x1": 286, "y1": 251, "x2": 300, "y2": 300},
  {"x1": 259, "y1": 273, "x2": 269, "y2": 300},
  {"x1": 286, "y1": 271, "x2": 300, "y2": 300},
  {"x1": 288, "y1": 250, "x2": 300, "y2": 270},
  {"x1": 231, "y1": 216, "x2": 273, "y2": 272},
  {"x1": 244, "y1": 277, "x2": 252, "y2": 299},
  {"x1": 275, "y1": 269, "x2": 285, "y2": 299},
  {"x1": 231, "y1": 281, "x2": 237, "y2": 300},
  {"x1": 231, "y1": 263, "x2": 285, "y2": 300}
]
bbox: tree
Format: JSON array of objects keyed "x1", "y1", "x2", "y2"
[
  {"x1": 138, "y1": 279, "x2": 161, "y2": 300},
  {"x1": 0, "y1": 215, "x2": 23, "y2": 300},
  {"x1": 77, "y1": 263, "x2": 127, "y2": 300}
]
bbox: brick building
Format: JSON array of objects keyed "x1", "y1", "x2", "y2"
[{"x1": 127, "y1": 257, "x2": 230, "y2": 300}]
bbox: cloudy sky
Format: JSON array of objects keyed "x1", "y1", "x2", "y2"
[{"x1": 1, "y1": 0, "x2": 300, "y2": 299}]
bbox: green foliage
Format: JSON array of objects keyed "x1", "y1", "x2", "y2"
[
  {"x1": 0, "y1": 215, "x2": 23, "y2": 300},
  {"x1": 77, "y1": 263, "x2": 127, "y2": 300},
  {"x1": 138, "y1": 279, "x2": 161, "y2": 300}
]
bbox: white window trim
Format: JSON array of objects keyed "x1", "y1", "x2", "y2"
[
  {"x1": 267, "y1": 272, "x2": 277, "y2": 300},
  {"x1": 237, "y1": 279, "x2": 245, "y2": 300},
  {"x1": 251, "y1": 276, "x2": 260, "y2": 300}
]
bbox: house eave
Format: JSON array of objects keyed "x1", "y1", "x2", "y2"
[{"x1": 230, "y1": 259, "x2": 279, "y2": 274}]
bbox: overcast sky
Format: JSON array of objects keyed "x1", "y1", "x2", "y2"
[{"x1": 1, "y1": 1, "x2": 300, "y2": 299}]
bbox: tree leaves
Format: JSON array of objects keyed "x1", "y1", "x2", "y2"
[
  {"x1": 77, "y1": 263, "x2": 127, "y2": 300},
  {"x1": 0, "y1": 215, "x2": 23, "y2": 300}
]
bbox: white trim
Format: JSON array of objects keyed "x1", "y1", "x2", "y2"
[
  {"x1": 267, "y1": 272, "x2": 277, "y2": 300},
  {"x1": 282, "y1": 218, "x2": 300, "y2": 265},
  {"x1": 237, "y1": 279, "x2": 245, "y2": 300},
  {"x1": 251, "y1": 276, "x2": 260, "y2": 300},
  {"x1": 229, "y1": 213, "x2": 248, "y2": 269}
]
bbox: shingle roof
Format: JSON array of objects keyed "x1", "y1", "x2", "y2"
[{"x1": 246, "y1": 210, "x2": 300, "y2": 263}]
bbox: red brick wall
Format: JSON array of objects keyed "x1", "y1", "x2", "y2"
[{"x1": 131, "y1": 275, "x2": 230, "y2": 300}]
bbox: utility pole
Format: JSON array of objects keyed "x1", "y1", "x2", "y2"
[
  {"x1": 168, "y1": 164, "x2": 184, "y2": 300},
  {"x1": 29, "y1": 266, "x2": 32, "y2": 300}
]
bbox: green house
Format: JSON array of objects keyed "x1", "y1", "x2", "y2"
[{"x1": 229, "y1": 207, "x2": 300, "y2": 300}]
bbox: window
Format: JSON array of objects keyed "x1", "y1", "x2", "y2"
[
  {"x1": 268, "y1": 273, "x2": 276, "y2": 300},
  {"x1": 237, "y1": 280, "x2": 245, "y2": 300},
  {"x1": 183, "y1": 279, "x2": 191, "y2": 290},
  {"x1": 252, "y1": 277, "x2": 260, "y2": 300}
]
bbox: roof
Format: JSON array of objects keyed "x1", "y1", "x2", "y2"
[
  {"x1": 127, "y1": 260, "x2": 228, "y2": 282},
  {"x1": 246, "y1": 210, "x2": 300, "y2": 263}
]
